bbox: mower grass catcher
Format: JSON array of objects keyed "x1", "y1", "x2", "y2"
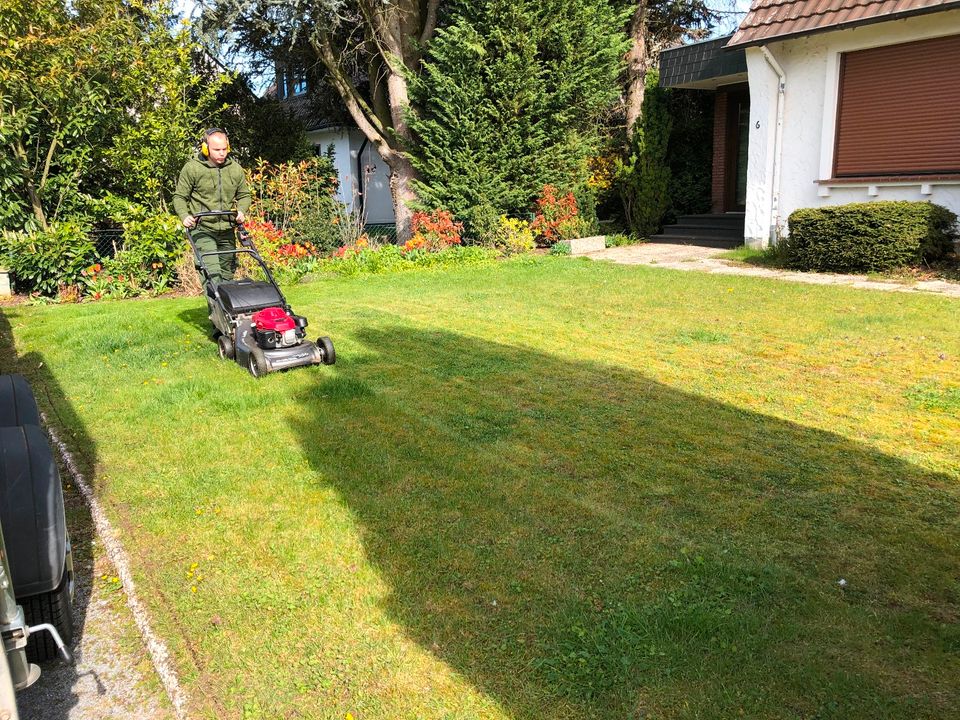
[{"x1": 185, "y1": 211, "x2": 335, "y2": 377}]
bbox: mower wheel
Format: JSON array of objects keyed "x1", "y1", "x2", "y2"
[
  {"x1": 217, "y1": 335, "x2": 235, "y2": 361},
  {"x1": 317, "y1": 336, "x2": 336, "y2": 365},
  {"x1": 247, "y1": 351, "x2": 268, "y2": 378}
]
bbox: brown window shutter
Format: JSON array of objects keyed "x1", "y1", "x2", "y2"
[{"x1": 834, "y1": 33, "x2": 960, "y2": 177}]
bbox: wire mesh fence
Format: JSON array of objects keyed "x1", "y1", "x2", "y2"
[
  {"x1": 88, "y1": 227, "x2": 125, "y2": 258},
  {"x1": 364, "y1": 223, "x2": 398, "y2": 245}
]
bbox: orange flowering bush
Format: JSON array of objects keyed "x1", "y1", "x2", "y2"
[
  {"x1": 529, "y1": 185, "x2": 586, "y2": 246},
  {"x1": 247, "y1": 157, "x2": 351, "y2": 255},
  {"x1": 403, "y1": 210, "x2": 463, "y2": 253}
]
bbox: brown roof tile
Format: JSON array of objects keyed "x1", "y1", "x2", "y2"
[{"x1": 727, "y1": 0, "x2": 960, "y2": 47}]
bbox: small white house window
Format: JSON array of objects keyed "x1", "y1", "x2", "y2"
[{"x1": 290, "y1": 72, "x2": 307, "y2": 96}]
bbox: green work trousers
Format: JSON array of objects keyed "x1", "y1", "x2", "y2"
[{"x1": 193, "y1": 228, "x2": 237, "y2": 285}]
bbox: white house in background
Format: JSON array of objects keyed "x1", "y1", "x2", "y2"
[
  {"x1": 305, "y1": 124, "x2": 395, "y2": 225},
  {"x1": 275, "y1": 89, "x2": 396, "y2": 226},
  {"x1": 660, "y1": 0, "x2": 960, "y2": 247}
]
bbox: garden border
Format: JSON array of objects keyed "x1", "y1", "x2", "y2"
[{"x1": 42, "y1": 413, "x2": 187, "y2": 720}]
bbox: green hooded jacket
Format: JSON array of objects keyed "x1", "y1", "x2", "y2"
[{"x1": 173, "y1": 154, "x2": 252, "y2": 232}]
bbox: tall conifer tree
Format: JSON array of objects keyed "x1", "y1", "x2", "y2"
[{"x1": 409, "y1": 0, "x2": 628, "y2": 238}]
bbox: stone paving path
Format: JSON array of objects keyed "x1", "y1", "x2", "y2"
[{"x1": 583, "y1": 243, "x2": 960, "y2": 298}]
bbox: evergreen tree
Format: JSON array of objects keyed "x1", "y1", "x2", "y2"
[
  {"x1": 617, "y1": 70, "x2": 672, "y2": 237},
  {"x1": 409, "y1": 0, "x2": 628, "y2": 240}
]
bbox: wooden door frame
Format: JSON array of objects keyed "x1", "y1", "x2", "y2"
[{"x1": 723, "y1": 84, "x2": 750, "y2": 213}]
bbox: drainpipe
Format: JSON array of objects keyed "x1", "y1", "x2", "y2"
[{"x1": 760, "y1": 46, "x2": 785, "y2": 246}]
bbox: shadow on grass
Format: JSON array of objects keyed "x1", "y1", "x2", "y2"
[
  {"x1": 177, "y1": 306, "x2": 214, "y2": 339},
  {"x1": 0, "y1": 310, "x2": 103, "y2": 720},
  {"x1": 289, "y1": 325, "x2": 959, "y2": 718}
]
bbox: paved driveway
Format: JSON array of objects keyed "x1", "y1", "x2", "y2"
[{"x1": 584, "y1": 242, "x2": 960, "y2": 298}]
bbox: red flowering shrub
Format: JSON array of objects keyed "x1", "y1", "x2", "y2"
[
  {"x1": 403, "y1": 210, "x2": 463, "y2": 253},
  {"x1": 530, "y1": 185, "x2": 585, "y2": 247}
]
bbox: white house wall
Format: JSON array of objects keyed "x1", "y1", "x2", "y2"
[
  {"x1": 305, "y1": 128, "x2": 396, "y2": 225},
  {"x1": 744, "y1": 10, "x2": 960, "y2": 247},
  {"x1": 306, "y1": 129, "x2": 354, "y2": 207}
]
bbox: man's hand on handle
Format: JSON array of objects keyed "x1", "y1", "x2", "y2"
[{"x1": 183, "y1": 211, "x2": 242, "y2": 229}]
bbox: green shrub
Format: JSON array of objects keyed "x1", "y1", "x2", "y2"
[
  {"x1": 616, "y1": 71, "x2": 672, "y2": 238},
  {"x1": 311, "y1": 244, "x2": 496, "y2": 277},
  {"x1": 605, "y1": 233, "x2": 635, "y2": 248},
  {"x1": 786, "y1": 201, "x2": 959, "y2": 272},
  {"x1": 0, "y1": 222, "x2": 97, "y2": 295},
  {"x1": 489, "y1": 216, "x2": 535, "y2": 255}
]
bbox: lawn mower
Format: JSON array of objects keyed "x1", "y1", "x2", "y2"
[{"x1": 185, "y1": 211, "x2": 335, "y2": 377}]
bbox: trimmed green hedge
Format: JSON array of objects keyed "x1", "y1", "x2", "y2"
[{"x1": 786, "y1": 201, "x2": 958, "y2": 272}]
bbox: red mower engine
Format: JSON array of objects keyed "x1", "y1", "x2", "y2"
[{"x1": 251, "y1": 307, "x2": 307, "y2": 349}]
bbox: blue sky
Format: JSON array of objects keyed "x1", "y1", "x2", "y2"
[{"x1": 712, "y1": 0, "x2": 754, "y2": 38}]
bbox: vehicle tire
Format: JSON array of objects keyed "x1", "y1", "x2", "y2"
[
  {"x1": 317, "y1": 337, "x2": 336, "y2": 366},
  {"x1": 217, "y1": 334, "x2": 235, "y2": 360},
  {"x1": 0, "y1": 426, "x2": 69, "y2": 601},
  {"x1": 0, "y1": 374, "x2": 41, "y2": 427},
  {"x1": 22, "y1": 567, "x2": 74, "y2": 663},
  {"x1": 247, "y1": 351, "x2": 267, "y2": 378}
]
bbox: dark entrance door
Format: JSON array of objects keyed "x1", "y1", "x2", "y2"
[{"x1": 724, "y1": 88, "x2": 750, "y2": 212}]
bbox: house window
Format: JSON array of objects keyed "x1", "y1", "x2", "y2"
[
  {"x1": 290, "y1": 71, "x2": 307, "y2": 96},
  {"x1": 833, "y1": 33, "x2": 960, "y2": 177}
]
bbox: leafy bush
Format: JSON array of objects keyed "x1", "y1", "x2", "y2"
[
  {"x1": 0, "y1": 223, "x2": 96, "y2": 295},
  {"x1": 786, "y1": 201, "x2": 959, "y2": 272},
  {"x1": 490, "y1": 216, "x2": 535, "y2": 255},
  {"x1": 120, "y1": 213, "x2": 183, "y2": 292},
  {"x1": 667, "y1": 89, "x2": 713, "y2": 220},
  {"x1": 530, "y1": 185, "x2": 589, "y2": 246},
  {"x1": 312, "y1": 244, "x2": 495, "y2": 277},
  {"x1": 605, "y1": 234, "x2": 635, "y2": 248},
  {"x1": 408, "y1": 0, "x2": 628, "y2": 238},
  {"x1": 403, "y1": 210, "x2": 464, "y2": 252},
  {"x1": 549, "y1": 241, "x2": 572, "y2": 256},
  {"x1": 240, "y1": 219, "x2": 321, "y2": 285},
  {"x1": 247, "y1": 157, "x2": 346, "y2": 254},
  {"x1": 616, "y1": 71, "x2": 672, "y2": 237}
]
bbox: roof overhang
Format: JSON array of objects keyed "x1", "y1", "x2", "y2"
[
  {"x1": 727, "y1": 0, "x2": 960, "y2": 49},
  {"x1": 659, "y1": 35, "x2": 748, "y2": 90}
]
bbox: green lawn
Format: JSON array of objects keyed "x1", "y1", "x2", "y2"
[{"x1": 2, "y1": 257, "x2": 959, "y2": 719}]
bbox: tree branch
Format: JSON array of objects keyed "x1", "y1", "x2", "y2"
[
  {"x1": 419, "y1": 0, "x2": 440, "y2": 46},
  {"x1": 39, "y1": 131, "x2": 59, "y2": 191},
  {"x1": 310, "y1": 31, "x2": 396, "y2": 158},
  {"x1": 355, "y1": 0, "x2": 399, "y2": 59}
]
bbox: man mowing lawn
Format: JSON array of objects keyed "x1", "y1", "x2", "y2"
[{"x1": 173, "y1": 128, "x2": 251, "y2": 285}]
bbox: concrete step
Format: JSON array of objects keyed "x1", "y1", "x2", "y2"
[
  {"x1": 647, "y1": 235, "x2": 743, "y2": 249},
  {"x1": 675, "y1": 213, "x2": 745, "y2": 229},
  {"x1": 661, "y1": 223, "x2": 744, "y2": 239}
]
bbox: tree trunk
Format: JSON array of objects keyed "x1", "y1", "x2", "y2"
[
  {"x1": 382, "y1": 67, "x2": 419, "y2": 241},
  {"x1": 624, "y1": 2, "x2": 649, "y2": 137},
  {"x1": 386, "y1": 153, "x2": 417, "y2": 242},
  {"x1": 13, "y1": 142, "x2": 48, "y2": 231}
]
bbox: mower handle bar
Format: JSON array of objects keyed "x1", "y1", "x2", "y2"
[
  {"x1": 191, "y1": 210, "x2": 239, "y2": 221},
  {"x1": 185, "y1": 227, "x2": 289, "y2": 312}
]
